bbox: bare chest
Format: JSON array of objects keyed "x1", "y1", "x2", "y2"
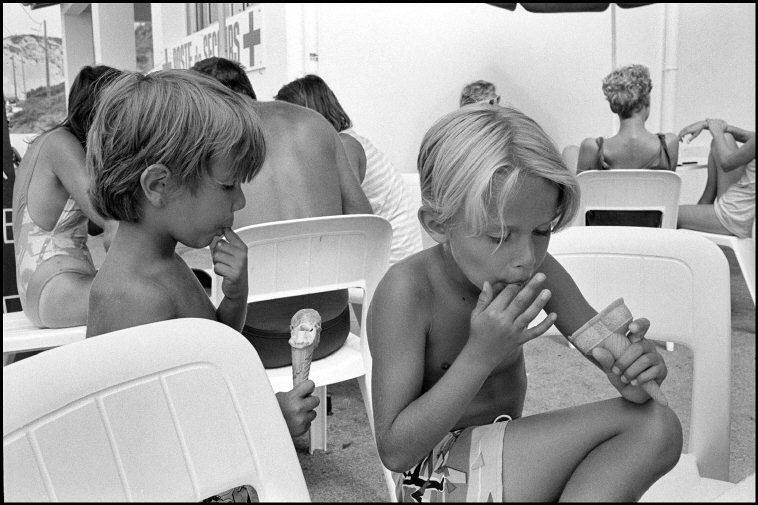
[{"x1": 423, "y1": 291, "x2": 527, "y2": 426}]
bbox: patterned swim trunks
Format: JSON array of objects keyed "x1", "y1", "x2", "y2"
[{"x1": 394, "y1": 415, "x2": 512, "y2": 502}]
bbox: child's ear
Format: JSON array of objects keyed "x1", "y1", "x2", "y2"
[
  {"x1": 140, "y1": 164, "x2": 171, "y2": 208},
  {"x1": 418, "y1": 206, "x2": 448, "y2": 244}
]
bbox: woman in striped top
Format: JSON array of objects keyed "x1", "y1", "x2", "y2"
[{"x1": 276, "y1": 75, "x2": 423, "y2": 264}]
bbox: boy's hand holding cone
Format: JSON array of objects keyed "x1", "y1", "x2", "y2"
[
  {"x1": 289, "y1": 309, "x2": 322, "y2": 387},
  {"x1": 569, "y1": 298, "x2": 668, "y2": 407}
]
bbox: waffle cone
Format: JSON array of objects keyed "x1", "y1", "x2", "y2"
[
  {"x1": 292, "y1": 344, "x2": 318, "y2": 387},
  {"x1": 290, "y1": 309, "x2": 322, "y2": 388},
  {"x1": 569, "y1": 299, "x2": 668, "y2": 406}
]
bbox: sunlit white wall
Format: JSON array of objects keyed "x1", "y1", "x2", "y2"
[
  {"x1": 675, "y1": 4, "x2": 756, "y2": 135},
  {"x1": 148, "y1": 3, "x2": 754, "y2": 174},
  {"x1": 314, "y1": 3, "x2": 754, "y2": 173}
]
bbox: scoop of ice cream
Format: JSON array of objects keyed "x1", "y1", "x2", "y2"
[{"x1": 289, "y1": 308, "x2": 322, "y2": 349}]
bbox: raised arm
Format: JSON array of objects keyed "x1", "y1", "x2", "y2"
[
  {"x1": 540, "y1": 252, "x2": 597, "y2": 336},
  {"x1": 678, "y1": 119, "x2": 708, "y2": 143},
  {"x1": 663, "y1": 132, "x2": 679, "y2": 170},
  {"x1": 47, "y1": 129, "x2": 108, "y2": 230},
  {"x1": 541, "y1": 252, "x2": 668, "y2": 404},
  {"x1": 369, "y1": 262, "x2": 554, "y2": 472},
  {"x1": 211, "y1": 228, "x2": 249, "y2": 332},
  {"x1": 725, "y1": 124, "x2": 754, "y2": 144},
  {"x1": 707, "y1": 119, "x2": 755, "y2": 172}
]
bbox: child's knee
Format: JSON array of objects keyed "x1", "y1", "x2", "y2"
[{"x1": 639, "y1": 402, "x2": 683, "y2": 468}]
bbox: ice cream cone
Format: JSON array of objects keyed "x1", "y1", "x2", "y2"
[
  {"x1": 290, "y1": 309, "x2": 322, "y2": 387},
  {"x1": 569, "y1": 298, "x2": 668, "y2": 406}
]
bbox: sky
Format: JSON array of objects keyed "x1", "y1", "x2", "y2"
[{"x1": 3, "y1": 3, "x2": 62, "y2": 39}]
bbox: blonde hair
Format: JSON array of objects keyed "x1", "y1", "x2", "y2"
[
  {"x1": 87, "y1": 70, "x2": 265, "y2": 223},
  {"x1": 418, "y1": 104, "x2": 579, "y2": 236},
  {"x1": 602, "y1": 64, "x2": 652, "y2": 119}
]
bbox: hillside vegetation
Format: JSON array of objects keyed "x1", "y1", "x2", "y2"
[{"x1": 8, "y1": 82, "x2": 66, "y2": 134}]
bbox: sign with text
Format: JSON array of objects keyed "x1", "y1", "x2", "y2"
[{"x1": 162, "y1": 5, "x2": 263, "y2": 71}]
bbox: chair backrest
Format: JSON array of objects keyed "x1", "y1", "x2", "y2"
[
  {"x1": 548, "y1": 226, "x2": 732, "y2": 480},
  {"x1": 211, "y1": 214, "x2": 392, "y2": 378},
  {"x1": 400, "y1": 172, "x2": 436, "y2": 249},
  {"x1": 573, "y1": 169, "x2": 682, "y2": 228},
  {"x1": 212, "y1": 215, "x2": 391, "y2": 310},
  {"x1": 3, "y1": 318, "x2": 310, "y2": 502}
]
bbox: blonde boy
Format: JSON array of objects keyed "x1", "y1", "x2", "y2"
[{"x1": 368, "y1": 104, "x2": 682, "y2": 501}]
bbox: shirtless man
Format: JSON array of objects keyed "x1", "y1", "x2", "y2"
[{"x1": 191, "y1": 57, "x2": 372, "y2": 368}]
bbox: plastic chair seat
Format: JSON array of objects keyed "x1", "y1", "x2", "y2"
[
  {"x1": 3, "y1": 311, "x2": 86, "y2": 366},
  {"x1": 640, "y1": 454, "x2": 736, "y2": 502},
  {"x1": 678, "y1": 227, "x2": 755, "y2": 305},
  {"x1": 266, "y1": 333, "x2": 362, "y2": 392}
]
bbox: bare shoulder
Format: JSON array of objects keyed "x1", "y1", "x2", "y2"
[
  {"x1": 87, "y1": 267, "x2": 176, "y2": 337},
  {"x1": 39, "y1": 128, "x2": 84, "y2": 169},
  {"x1": 254, "y1": 100, "x2": 332, "y2": 135},
  {"x1": 40, "y1": 128, "x2": 82, "y2": 155},
  {"x1": 371, "y1": 248, "x2": 437, "y2": 322},
  {"x1": 339, "y1": 132, "x2": 364, "y2": 153},
  {"x1": 579, "y1": 136, "x2": 599, "y2": 152}
]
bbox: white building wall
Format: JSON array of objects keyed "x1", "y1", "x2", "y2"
[
  {"x1": 61, "y1": 7, "x2": 95, "y2": 92},
  {"x1": 151, "y1": 3, "x2": 189, "y2": 71},
  {"x1": 313, "y1": 3, "x2": 755, "y2": 173},
  {"x1": 675, "y1": 3, "x2": 756, "y2": 137},
  {"x1": 91, "y1": 3, "x2": 137, "y2": 71},
  {"x1": 246, "y1": 3, "x2": 289, "y2": 101},
  {"x1": 148, "y1": 3, "x2": 754, "y2": 173}
]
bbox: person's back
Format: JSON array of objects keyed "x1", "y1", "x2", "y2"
[
  {"x1": 12, "y1": 65, "x2": 122, "y2": 329},
  {"x1": 577, "y1": 64, "x2": 679, "y2": 173},
  {"x1": 191, "y1": 57, "x2": 372, "y2": 368},
  {"x1": 585, "y1": 131, "x2": 678, "y2": 171},
  {"x1": 275, "y1": 73, "x2": 423, "y2": 265},
  {"x1": 236, "y1": 100, "x2": 353, "y2": 224},
  {"x1": 238, "y1": 101, "x2": 362, "y2": 366}
]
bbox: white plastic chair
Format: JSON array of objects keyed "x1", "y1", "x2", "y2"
[
  {"x1": 210, "y1": 215, "x2": 392, "y2": 454},
  {"x1": 400, "y1": 172, "x2": 436, "y2": 249},
  {"x1": 678, "y1": 220, "x2": 756, "y2": 305},
  {"x1": 573, "y1": 169, "x2": 682, "y2": 229},
  {"x1": 3, "y1": 318, "x2": 309, "y2": 502},
  {"x1": 3, "y1": 311, "x2": 86, "y2": 366},
  {"x1": 547, "y1": 226, "x2": 739, "y2": 501}
]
